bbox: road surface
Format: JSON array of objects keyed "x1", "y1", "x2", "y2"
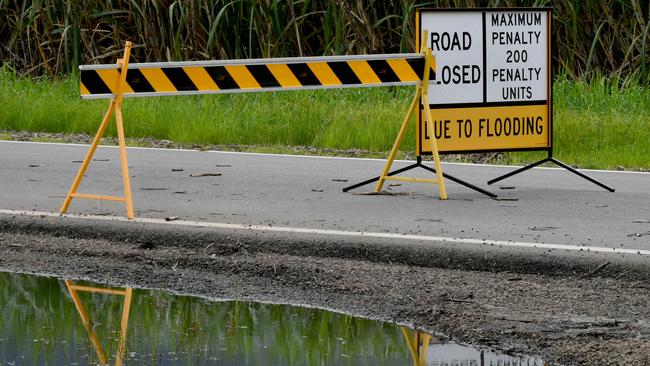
[{"x1": 1, "y1": 140, "x2": 649, "y2": 261}]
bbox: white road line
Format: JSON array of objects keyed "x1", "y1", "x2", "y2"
[
  {"x1": 1, "y1": 140, "x2": 648, "y2": 175},
  {"x1": 1, "y1": 209, "x2": 648, "y2": 256}
]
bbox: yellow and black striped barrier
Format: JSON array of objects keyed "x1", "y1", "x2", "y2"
[
  {"x1": 80, "y1": 54, "x2": 435, "y2": 99},
  {"x1": 63, "y1": 36, "x2": 447, "y2": 219}
]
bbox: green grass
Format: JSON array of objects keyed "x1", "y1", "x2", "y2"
[
  {"x1": 1, "y1": 71, "x2": 649, "y2": 170},
  {"x1": 500, "y1": 77, "x2": 650, "y2": 170},
  {"x1": 3, "y1": 1, "x2": 650, "y2": 83}
]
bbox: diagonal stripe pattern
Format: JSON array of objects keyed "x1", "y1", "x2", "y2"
[{"x1": 80, "y1": 53, "x2": 433, "y2": 99}]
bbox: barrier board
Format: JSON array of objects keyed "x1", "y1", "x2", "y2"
[
  {"x1": 80, "y1": 54, "x2": 432, "y2": 99},
  {"x1": 416, "y1": 8, "x2": 552, "y2": 154}
]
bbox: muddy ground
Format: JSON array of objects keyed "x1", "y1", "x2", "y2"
[{"x1": 1, "y1": 215, "x2": 649, "y2": 366}]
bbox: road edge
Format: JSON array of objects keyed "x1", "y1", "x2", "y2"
[{"x1": 1, "y1": 212, "x2": 648, "y2": 281}]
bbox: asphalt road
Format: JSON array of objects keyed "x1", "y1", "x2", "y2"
[{"x1": 1, "y1": 140, "x2": 649, "y2": 256}]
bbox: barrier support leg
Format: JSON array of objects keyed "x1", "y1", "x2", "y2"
[
  {"x1": 344, "y1": 43, "x2": 447, "y2": 199},
  {"x1": 60, "y1": 100, "x2": 116, "y2": 214},
  {"x1": 374, "y1": 86, "x2": 421, "y2": 192},
  {"x1": 60, "y1": 41, "x2": 135, "y2": 218},
  {"x1": 115, "y1": 105, "x2": 134, "y2": 219},
  {"x1": 421, "y1": 65, "x2": 447, "y2": 199}
]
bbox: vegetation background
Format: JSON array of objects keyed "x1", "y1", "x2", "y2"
[
  {"x1": 0, "y1": 1, "x2": 648, "y2": 170},
  {"x1": 1, "y1": 0, "x2": 649, "y2": 83}
]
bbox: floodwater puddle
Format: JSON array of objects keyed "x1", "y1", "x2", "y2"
[{"x1": 0, "y1": 272, "x2": 546, "y2": 365}]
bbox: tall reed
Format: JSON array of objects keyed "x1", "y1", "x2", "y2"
[{"x1": 1, "y1": 0, "x2": 648, "y2": 84}]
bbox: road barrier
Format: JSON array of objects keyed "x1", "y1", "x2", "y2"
[{"x1": 61, "y1": 34, "x2": 448, "y2": 219}]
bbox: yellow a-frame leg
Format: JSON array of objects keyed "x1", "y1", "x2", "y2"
[
  {"x1": 65, "y1": 281, "x2": 133, "y2": 366},
  {"x1": 60, "y1": 41, "x2": 135, "y2": 219},
  {"x1": 374, "y1": 39, "x2": 447, "y2": 199}
]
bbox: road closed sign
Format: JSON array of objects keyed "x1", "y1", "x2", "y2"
[{"x1": 416, "y1": 8, "x2": 552, "y2": 154}]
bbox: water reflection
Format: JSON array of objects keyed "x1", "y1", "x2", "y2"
[
  {"x1": 401, "y1": 327, "x2": 547, "y2": 366},
  {"x1": 0, "y1": 272, "x2": 546, "y2": 365},
  {"x1": 64, "y1": 281, "x2": 132, "y2": 365}
]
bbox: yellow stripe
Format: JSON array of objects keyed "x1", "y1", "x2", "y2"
[
  {"x1": 97, "y1": 70, "x2": 120, "y2": 94},
  {"x1": 224, "y1": 65, "x2": 260, "y2": 89},
  {"x1": 387, "y1": 59, "x2": 420, "y2": 82},
  {"x1": 267, "y1": 64, "x2": 301, "y2": 87},
  {"x1": 346, "y1": 61, "x2": 381, "y2": 84},
  {"x1": 140, "y1": 68, "x2": 176, "y2": 92},
  {"x1": 96, "y1": 70, "x2": 134, "y2": 94},
  {"x1": 80, "y1": 82, "x2": 90, "y2": 95},
  {"x1": 183, "y1": 67, "x2": 219, "y2": 91},
  {"x1": 307, "y1": 62, "x2": 341, "y2": 86}
]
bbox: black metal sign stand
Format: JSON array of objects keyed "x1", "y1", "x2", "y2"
[
  {"x1": 342, "y1": 156, "x2": 497, "y2": 198},
  {"x1": 487, "y1": 151, "x2": 615, "y2": 192}
]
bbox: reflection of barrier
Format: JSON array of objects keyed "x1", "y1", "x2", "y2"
[
  {"x1": 401, "y1": 326, "x2": 549, "y2": 366},
  {"x1": 65, "y1": 280, "x2": 133, "y2": 366},
  {"x1": 61, "y1": 33, "x2": 448, "y2": 219},
  {"x1": 401, "y1": 326, "x2": 434, "y2": 366}
]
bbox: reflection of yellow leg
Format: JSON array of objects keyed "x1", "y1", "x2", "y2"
[
  {"x1": 65, "y1": 280, "x2": 133, "y2": 365},
  {"x1": 115, "y1": 287, "x2": 132, "y2": 366},
  {"x1": 401, "y1": 326, "x2": 433, "y2": 366}
]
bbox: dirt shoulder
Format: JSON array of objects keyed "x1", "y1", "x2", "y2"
[{"x1": 1, "y1": 215, "x2": 649, "y2": 366}]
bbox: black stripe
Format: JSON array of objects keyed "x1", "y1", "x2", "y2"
[
  {"x1": 125, "y1": 69, "x2": 155, "y2": 93},
  {"x1": 406, "y1": 58, "x2": 435, "y2": 81},
  {"x1": 162, "y1": 67, "x2": 197, "y2": 91},
  {"x1": 80, "y1": 70, "x2": 111, "y2": 94},
  {"x1": 367, "y1": 60, "x2": 399, "y2": 83},
  {"x1": 406, "y1": 58, "x2": 424, "y2": 78},
  {"x1": 327, "y1": 62, "x2": 360, "y2": 85},
  {"x1": 246, "y1": 65, "x2": 280, "y2": 88},
  {"x1": 287, "y1": 63, "x2": 320, "y2": 86},
  {"x1": 205, "y1": 66, "x2": 239, "y2": 89}
]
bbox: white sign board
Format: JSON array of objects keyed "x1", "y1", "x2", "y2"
[{"x1": 417, "y1": 8, "x2": 552, "y2": 153}]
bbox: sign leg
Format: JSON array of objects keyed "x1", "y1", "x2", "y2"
[{"x1": 488, "y1": 156, "x2": 615, "y2": 192}]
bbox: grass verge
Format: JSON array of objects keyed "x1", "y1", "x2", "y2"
[{"x1": 0, "y1": 71, "x2": 648, "y2": 170}]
